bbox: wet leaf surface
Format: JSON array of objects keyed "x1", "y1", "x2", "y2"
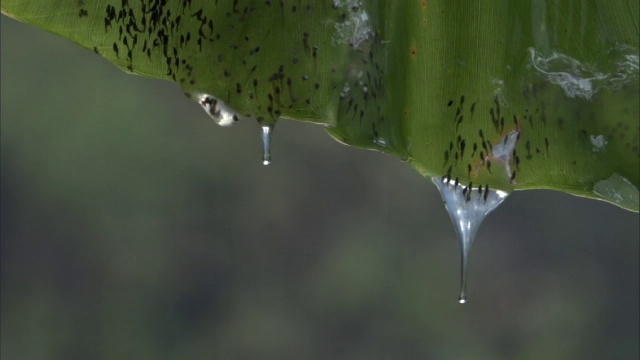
[{"x1": 2, "y1": 0, "x2": 637, "y2": 211}]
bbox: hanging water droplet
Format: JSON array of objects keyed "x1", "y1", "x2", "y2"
[
  {"x1": 432, "y1": 177, "x2": 510, "y2": 303},
  {"x1": 194, "y1": 93, "x2": 241, "y2": 127},
  {"x1": 261, "y1": 125, "x2": 273, "y2": 165}
]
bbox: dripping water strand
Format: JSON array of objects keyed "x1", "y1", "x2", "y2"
[
  {"x1": 261, "y1": 125, "x2": 273, "y2": 165},
  {"x1": 432, "y1": 177, "x2": 510, "y2": 303}
]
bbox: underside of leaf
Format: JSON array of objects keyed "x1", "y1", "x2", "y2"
[{"x1": 2, "y1": 0, "x2": 638, "y2": 211}]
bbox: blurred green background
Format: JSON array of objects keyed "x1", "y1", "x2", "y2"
[{"x1": 1, "y1": 16, "x2": 638, "y2": 360}]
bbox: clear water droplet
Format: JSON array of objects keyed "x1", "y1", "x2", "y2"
[
  {"x1": 432, "y1": 177, "x2": 510, "y2": 303},
  {"x1": 194, "y1": 93, "x2": 241, "y2": 127},
  {"x1": 261, "y1": 125, "x2": 273, "y2": 166}
]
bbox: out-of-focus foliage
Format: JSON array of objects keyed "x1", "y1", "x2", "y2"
[{"x1": 1, "y1": 17, "x2": 639, "y2": 360}]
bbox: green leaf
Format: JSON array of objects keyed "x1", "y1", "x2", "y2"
[{"x1": 2, "y1": 0, "x2": 638, "y2": 211}]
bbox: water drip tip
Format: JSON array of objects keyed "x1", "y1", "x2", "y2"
[
  {"x1": 459, "y1": 259, "x2": 469, "y2": 304},
  {"x1": 458, "y1": 293, "x2": 467, "y2": 304}
]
